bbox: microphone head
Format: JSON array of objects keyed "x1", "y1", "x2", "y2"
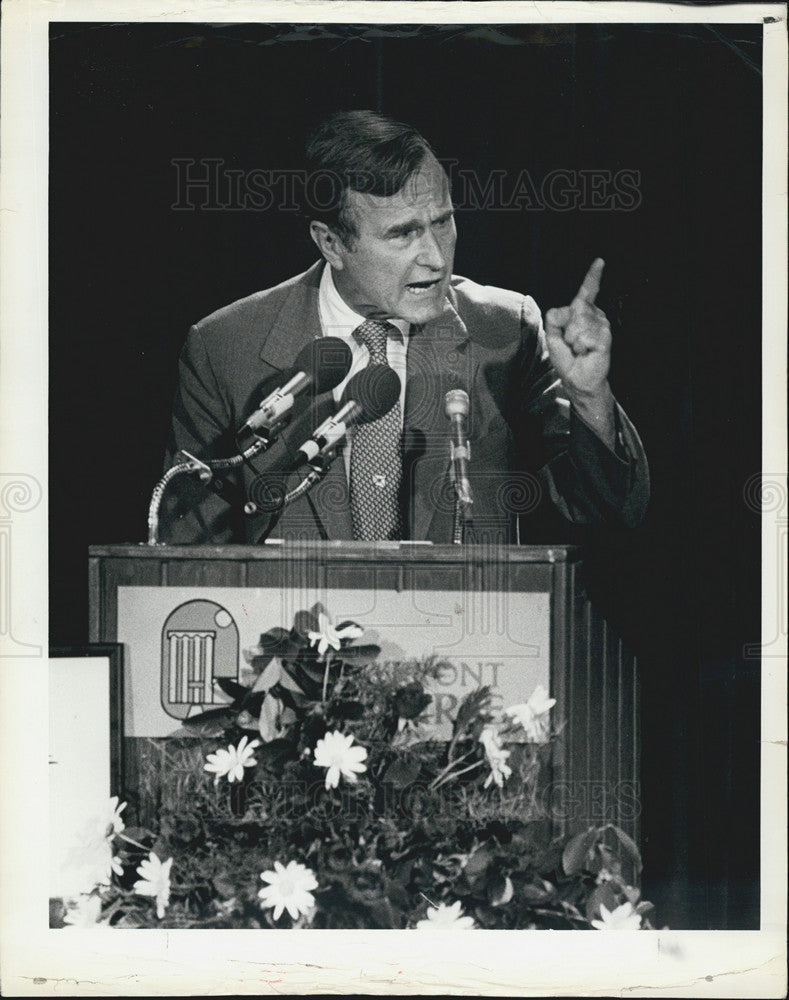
[
  {"x1": 445, "y1": 388, "x2": 470, "y2": 419},
  {"x1": 296, "y1": 337, "x2": 352, "y2": 394},
  {"x1": 342, "y1": 365, "x2": 401, "y2": 423}
]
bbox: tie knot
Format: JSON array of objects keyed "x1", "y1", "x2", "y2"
[{"x1": 354, "y1": 319, "x2": 395, "y2": 365}]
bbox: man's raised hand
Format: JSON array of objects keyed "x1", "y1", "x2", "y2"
[{"x1": 544, "y1": 258, "x2": 612, "y2": 400}]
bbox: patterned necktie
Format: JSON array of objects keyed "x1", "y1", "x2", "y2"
[{"x1": 350, "y1": 319, "x2": 403, "y2": 541}]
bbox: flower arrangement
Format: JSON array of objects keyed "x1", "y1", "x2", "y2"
[{"x1": 50, "y1": 604, "x2": 658, "y2": 931}]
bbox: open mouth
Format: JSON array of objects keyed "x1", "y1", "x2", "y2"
[{"x1": 405, "y1": 278, "x2": 442, "y2": 296}]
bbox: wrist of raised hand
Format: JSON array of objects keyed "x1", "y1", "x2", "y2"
[{"x1": 567, "y1": 382, "x2": 616, "y2": 450}]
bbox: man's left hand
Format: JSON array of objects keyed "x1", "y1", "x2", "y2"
[
  {"x1": 544, "y1": 258, "x2": 616, "y2": 447},
  {"x1": 544, "y1": 257, "x2": 613, "y2": 398}
]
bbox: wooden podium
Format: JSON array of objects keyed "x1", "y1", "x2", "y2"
[{"x1": 89, "y1": 541, "x2": 640, "y2": 841}]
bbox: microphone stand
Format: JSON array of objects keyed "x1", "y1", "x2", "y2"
[
  {"x1": 451, "y1": 492, "x2": 473, "y2": 545},
  {"x1": 449, "y1": 442, "x2": 473, "y2": 545}
]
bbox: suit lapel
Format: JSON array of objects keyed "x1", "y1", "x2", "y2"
[
  {"x1": 258, "y1": 261, "x2": 353, "y2": 540},
  {"x1": 258, "y1": 261, "x2": 323, "y2": 368},
  {"x1": 404, "y1": 296, "x2": 473, "y2": 541}
]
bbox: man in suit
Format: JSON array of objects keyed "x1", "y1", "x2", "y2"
[{"x1": 164, "y1": 110, "x2": 649, "y2": 545}]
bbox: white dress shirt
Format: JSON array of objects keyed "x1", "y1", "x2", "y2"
[{"x1": 317, "y1": 262, "x2": 409, "y2": 475}]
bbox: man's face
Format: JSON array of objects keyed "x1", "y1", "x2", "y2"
[{"x1": 330, "y1": 154, "x2": 456, "y2": 326}]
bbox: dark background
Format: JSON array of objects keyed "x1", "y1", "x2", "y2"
[{"x1": 49, "y1": 21, "x2": 762, "y2": 930}]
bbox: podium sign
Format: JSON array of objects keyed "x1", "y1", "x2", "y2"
[
  {"x1": 89, "y1": 541, "x2": 639, "y2": 837},
  {"x1": 116, "y1": 584, "x2": 549, "y2": 740}
]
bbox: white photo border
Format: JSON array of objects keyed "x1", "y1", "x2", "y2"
[{"x1": 0, "y1": 1, "x2": 786, "y2": 996}]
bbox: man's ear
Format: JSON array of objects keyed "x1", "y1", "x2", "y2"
[{"x1": 310, "y1": 221, "x2": 347, "y2": 269}]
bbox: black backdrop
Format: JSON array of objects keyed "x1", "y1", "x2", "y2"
[{"x1": 49, "y1": 22, "x2": 762, "y2": 930}]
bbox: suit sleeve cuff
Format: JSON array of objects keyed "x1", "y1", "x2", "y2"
[{"x1": 569, "y1": 403, "x2": 635, "y2": 510}]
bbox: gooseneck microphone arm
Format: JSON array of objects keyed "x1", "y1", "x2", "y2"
[
  {"x1": 146, "y1": 433, "x2": 284, "y2": 545},
  {"x1": 146, "y1": 337, "x2": 352, "y2": 545},
  {"x1": 147, "y1": 452, "x2": 211, "y2": 546}
]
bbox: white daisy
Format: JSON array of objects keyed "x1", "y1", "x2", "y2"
[
  {"x1": 204, "y1": 734, "x2": 260, "y2": 784},
  {"x1": 62, "y1": 893, "x2": 103, "y2": 928},
  {"x1": 307, "y1": 613, "x2": 363, "y2": 658},
  {"x1": 63, "y1": 824, "x2": 115, "y2": 891},
  {"x1": 133, "y1": 852, "x2": 173, "y2": 919},
  {"x1": 504, "y1": 685, "x2": 556, "y2": 742},
  {"x1": 490, "y1": 876, "x2": 514, "y2": 907},
  {"x1": 479, "y1": 725, "x2": 512, "y2": 788},
  {"x1": 590, "y1": 900, "x2": 642, "y2": 930},
  {"x1": 416, "y1": 900, "x2": 475, "y2": 929},
  {"x1": 313, "y1": 730, "x2": 368, "y2": 789},
  {"x1": 258, "y1": 860, "x2": 318, "y2": 921},
  {"x1": 103, "y1": 796, "x2": 127, "y2": 837}
]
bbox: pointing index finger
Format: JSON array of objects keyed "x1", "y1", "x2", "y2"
[{"x1": 574, "y1": 257, "x2": 605, "y2": 306}]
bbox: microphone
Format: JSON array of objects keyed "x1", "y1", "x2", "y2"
[
  {"x1": 445, "y1": 388, "x2": 473, "y2": 508},
  {"x1": 290, "y1": 365, "x2": 401, "y2": 469},
  {"x1": 241, "y1": 337, "x2": 352, "y2": 435}
]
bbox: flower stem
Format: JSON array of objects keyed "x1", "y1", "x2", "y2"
[
  {"x1": 428, "y1": 749, "x2": 476, "y2": 790},
  {"x1": 117, "y1": 832, "x2": 149, "y2": 851},
  {"x1": 445, "y1": 728, "x2": 463, "y2": 765},
  {"x1": 322, "y1": 653, "x2": 333, "y2": 704},
  {"x1": 431, "y1": 758, "x2": 483, "y2": 791}
]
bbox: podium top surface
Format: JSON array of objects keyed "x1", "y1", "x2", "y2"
[{"x1": 89, "y1": 541, "x2": 583, "y2": 564}]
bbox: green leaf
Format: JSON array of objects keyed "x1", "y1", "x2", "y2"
[
  {"x1": 330, "y1": 700, "x2": 365, "y2": 720},
  {"x1": 561, "y1": 826, "x2": 598, "y2": 876},
  {"x1": 452, "y1": 686, "x2": 492, "y2": 738},
  {"x1": 365, "y1": 898, "x2": 398, "y2": 929},
  {"x1": 393, "y1": 682, "x2": 432, "y2": 720},
  {"x1": 296, "y1": 657, "x2": 329, "y2": 683},
  {"x1": 281, "y1": 660, "x2": 323, "y2": 701},
  {"x1": 293, "y1": 608, "x2": 320, "y2": 638},
  {"x1": 212, "y1": 875, "x2": 235, "y2": 899},
  {"x1": 257, "y1": 692, "x2": 287, "y2": 743},
  {"x1": 247, "y1": 652, "x2": 274, "y2": 674},
  {"x1": 382, "y1": 756, "x2": 421, "y2": 788},
  {"x1": 240, "y1": 690, "x2": 266, "y2": 716},
  {"x1": 592, "y1": 842, "x2": 620, "y2": 877},
  {"x1": 486, "y1": 872, "x2": 513, "y2": 906},
  {"x1": 521, "y1": 878, "x2": 553, "y2": 903},
  {"x1": 255, "y1": 627, "x2": 293, "y2": 655},
  {"x1": 464, "y1": 847, "x2": 492, "y2": 882},
  {"x1": 337, "y1": 644, "x2": 381, "y2": 662},
  {"x1": 335, "y1": 619, "x2": 362, "y2": 633},
  {"x1": 607, "y1": 825, "x2": 643, "y2": 874},
  {"x1": 584, "y1": 882, "x2": 619, "y2": 923},
  {"x1": 255, "y1": 737, "x2": 296, "y2": 769},
  {"x1": 214, "y1": 678, "x2": 249, "y2": 702},
  {"x1": 534, "y1": 837, "x2": 564, "y2": 875},
  {"x1": 270, "y1": 681, "x2": 312, "y2": 712},
  {"x1": 622, "y1": 884, "x2": 641, "y2": 905},
  {"x1": 181, "y1": 707, "x2": 236, "y2": 734}
]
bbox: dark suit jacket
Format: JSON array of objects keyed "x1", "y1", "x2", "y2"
[{"x1": 164, "y1": 262, "x2": 649, "y2": 544}]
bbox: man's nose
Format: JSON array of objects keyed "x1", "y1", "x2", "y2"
[{"x1": 415, "y1": 228, "x2": 447, "y2": 270}]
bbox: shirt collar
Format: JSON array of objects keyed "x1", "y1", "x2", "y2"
[{"x1": 319, "y1": 262, "x2": 409, "y2": 342}]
